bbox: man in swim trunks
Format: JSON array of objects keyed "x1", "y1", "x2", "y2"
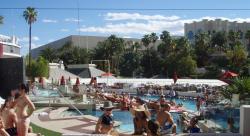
[
  {"x1": 1, "y1": 97, "x2": 18, "y2": 136},
  {"x1": 156, "y1": 103, "x2": 176, "y2": 134}
]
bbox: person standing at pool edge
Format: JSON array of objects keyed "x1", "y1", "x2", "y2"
[{"x1": 16, "y1": 83, "x2": 36, "y2": 136}]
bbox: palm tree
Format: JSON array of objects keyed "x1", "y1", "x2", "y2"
[
  {"x1": 228, "y1": 30, "x2": 240, "y2": 49},
  {"x1": 245, "y1": 30, "x2": 250, "y2": 52},
  {"x1": 0, "y1": 16, "x2": 3, "y2": 24},
  {"x1": 23, "y1": 7, "x2": 37, "y2": 69},
  {"x1": 150, "y1": 32, "x2": 159, "y2": 47},
  {"x1": 141, "y1": 34, "x2": 151, "y2": 49},
  {"x1": 211, "y1": 31, "x2": 227, "y2": 52}
]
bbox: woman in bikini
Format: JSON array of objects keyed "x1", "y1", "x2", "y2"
[{"x1": 16, "y1": 83, "x2": 36, "y2": 136}]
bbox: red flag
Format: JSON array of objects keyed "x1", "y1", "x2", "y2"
[
  {"x1": 173, "y1": 71, "x2": 178, "y2": 84},
  {"x1": 75, "y1": 77, "x2": 80, "y2": 85}
]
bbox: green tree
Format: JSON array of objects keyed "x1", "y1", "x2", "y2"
[
  {"x1": 194, "y1": 32, "x2": 211, "y2": 67},
  {"x1": 58, "y1": 42, "x2": 89, "y2": 65},
  {"x1": 177, "y1": 55, "x2": 197, "y2": 77},
  {"x1": 23, "y1": 7, "x2": 37, "y2": 69},
  {"x1": 221, "y1": 77, "x2": 250, "y2": 100},
  {"x1": 141, "y1": 49, "x2": 162, "y2": 78},
  {"x1": 141, "y1": 34, "x2": 151, "y2": 49},
  {"x1": 40, "y1": 47, "x2": 57, "y2": 62},
  {"x1": 245, "y1": 30, "x2": 250, "y2": 52},
  {"x1": 92, "y1": 35, "x2": 125, "y2": 74},
  {"x1": 150, "y1": 32, "x2": 158, "y2": 47},
  {"x1": 211, "y1": 31, "x2": 227, "y2": 52},
  {"x1": 26, "y1": 57, "x2": 49, "y2": 81},
  {"x1": 226, "y1": 44, "x2": 248, "y2": 72},
  {"x1": 227, "y1": 30, "x2": 241, "y2": 49},
  {"x1": 158, "y1": 31, "x2": 172, "y2": 57},
  {"x1": 119, "y1": 52, "x2": 142, "y2": 77}
]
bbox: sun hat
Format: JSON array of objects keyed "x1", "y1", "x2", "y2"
[
  {"x1": 133, "y1": 104, "x2": 151, "y2": 118},
  {"x1": 100, "y1": 101, "x2": 116, "y2": 111}
]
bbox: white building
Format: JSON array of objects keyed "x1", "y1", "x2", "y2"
[
  {"x1": 184, "y1": 19, "x2": 250, "y2": 45},
  {"x1": 0, "y1": 34, "x2": 21, "y2": 58}
]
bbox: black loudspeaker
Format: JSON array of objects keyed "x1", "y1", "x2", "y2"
[{"x1": 0, "y1": 58, "x2": 25, "y2": 99}]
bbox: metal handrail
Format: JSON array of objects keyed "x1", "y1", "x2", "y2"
[{"x1": 56, "y1": 87, "x2": 84, "y2": 116}]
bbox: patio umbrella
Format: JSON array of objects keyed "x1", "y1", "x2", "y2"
[
  {"x1": 75, "y1": 77, "x2": 80, "y2": 85},
  {"x1": 221, "y1": 71, "x2": 238, "y2": 79},
  {"x1": 60, "y1": 76, "x2": 65, "y2": 85},
  {"x1": 220, "y1": 71, "x2": 238, "y2": 84},
  {"x1": 173, "y1": 71, "x2": 178, "y2": 84}
]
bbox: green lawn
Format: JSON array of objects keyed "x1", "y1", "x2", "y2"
[{"x1": 31, "y1": 123, "x2": 61, "y2": 136}]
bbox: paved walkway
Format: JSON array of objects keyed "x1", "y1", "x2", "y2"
[{"x1": 31, "y1": 107, "x2": 122, "y2": 135}]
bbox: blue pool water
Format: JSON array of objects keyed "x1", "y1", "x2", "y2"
[
  {"x1": 63, "y1": 95, "x2": 240, "y2": 133},
  {"x1": 65, "y1": 109, "x2": 184, "y2": 133},
  {"x1": 31, "y1": 89, "x2": 60, "y2": 97}
]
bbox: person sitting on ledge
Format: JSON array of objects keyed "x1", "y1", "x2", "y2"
[
  {"x1": 156, "y1": 103, "x2": 177, "y2": 135},
  {"x1": 95, "y1": 101, "x2": 118, "y2": 136}
]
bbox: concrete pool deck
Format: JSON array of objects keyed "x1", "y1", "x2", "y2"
[{"x1": 31, "y1": 107, "x2": 123, "y2": 135}]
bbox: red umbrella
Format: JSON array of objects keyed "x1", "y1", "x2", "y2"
[
  {"x1": 75, "y1": 77, "x2": 80, "y2": 85},
  {"x1": 173, "y1": 71, "x2": 178, "y2": 84},
  {"x1": 101, "y1": 72, "x2": 113, "y2": 77},
  {"x1": 221, "y1": 71, "x2": 238, "y2": 79},
  {"x1": 60, "y1": 76, "x2": 65, "y2": 85}
]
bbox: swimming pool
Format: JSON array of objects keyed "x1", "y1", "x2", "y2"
[
  {"x1": 30, "y1": 89, "x2": 60, "y2": 97},
  {"x1": 62, "y1": 95, "x2": 240, "y2": 133},
  {"x1": 63, "y1": 109, "x2": 184, "y2": 133}
]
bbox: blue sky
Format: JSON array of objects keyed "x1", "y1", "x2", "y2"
[{"x1": 1, "y1": 0, "x2": 250, "y2": 55}]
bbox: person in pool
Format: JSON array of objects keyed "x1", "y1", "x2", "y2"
[
  {"x1": 95, "y1": 101, "x2": 118, "y2": 135},
  {"x1": 184, "y1": 117, "x2": 200, "y2": 133},
  {"x1": 156, "y1": 103, "x2": 176, "y2": 134},
  {"x1": 130, "y1": 97, "x2": 151, "y2": 135},
  {"x1": 16, "y1": 83, "x2": 36, "y2": 136},
  {"x1": 1, "y1": 97, "x2": 18, "y2": 136}
]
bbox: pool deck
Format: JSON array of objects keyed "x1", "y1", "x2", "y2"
[{"x1": 31, "y1": 107, "x2": 123, "y2": 135}]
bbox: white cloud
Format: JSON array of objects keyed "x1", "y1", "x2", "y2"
[
  {"x1": 19, "y1": 36, "x2": 40, "y2": 42},
  {"x1": 60, "y1": 29, "x2": 69, "y2": 32},
  {"x1": 79, "y1": 13, "x2": 250, "y2": 36},
  {"x1": 32, "y1": 36, "x2": 40, "y2": 41},
  {"x1": 105, "y1": 13, "x2": 180, "y2": 21},
  {"x1": 65, "y1": 18, "x2": 82, "y2": 22},
  {"x1": 48, "y1": 39, "x2": 54, "y2": 42},
  {"x1": 42, "y1": 19, "x2": 58, "y2": 23}
]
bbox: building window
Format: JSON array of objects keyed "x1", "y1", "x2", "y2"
[
  {"x1": 187, "y1": 31, "x2": 194, "y2": 40},
  {"x1": 10, "y1": 46, "x2": 14, "y2": 53}
]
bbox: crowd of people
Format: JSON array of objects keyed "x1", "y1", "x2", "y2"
[
  {"x1": 0, "y1": 83, "x2": 36, "y2": 136},
  {"x1": 92, "y1": 90, "x2": 201, "y2": 136}
]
